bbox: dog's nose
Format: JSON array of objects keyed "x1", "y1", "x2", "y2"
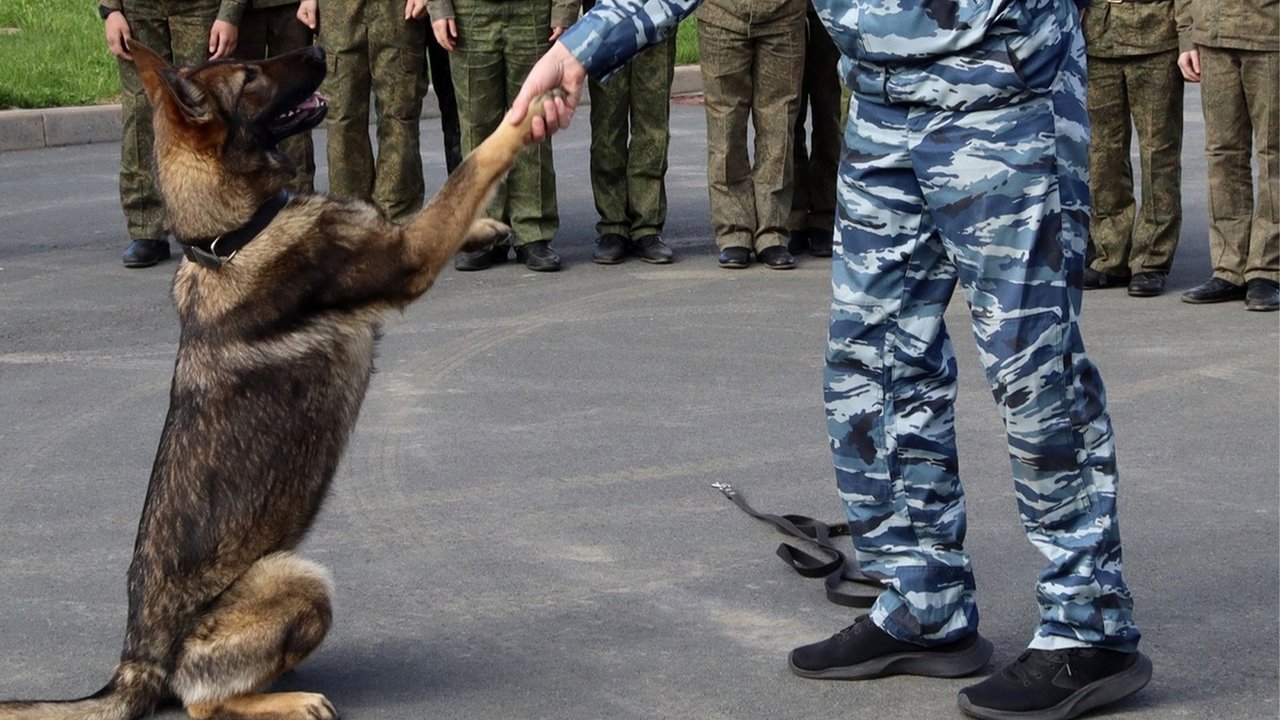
[{"x1": 305, "y1": 45, "x2": 325, "y2": 64}]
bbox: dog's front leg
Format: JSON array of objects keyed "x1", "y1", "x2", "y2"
[{"x1": 396, "y1": 93, "x2": 558, "y2": 299}]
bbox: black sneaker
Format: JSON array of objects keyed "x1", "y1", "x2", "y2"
[
  {"x1": 957, "y1": 647, "x2": 1152, "y2": 720},
  {"x1": 788, "y1": 615, "x2": 993, "y2": 680}
]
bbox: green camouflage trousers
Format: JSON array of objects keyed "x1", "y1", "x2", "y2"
[
  {"x1": 450, "y1": 0, "x2": 559, "y2": 245},
  {"x1": 117, "y1": 1, "x2": 222, "y2": 240},
  {"x1": 236, "y1": 3, "x2": 317, "y2": 194},
  {"x1": 586, "y1": 35, "x2": 677, "y2": 240},
  {"x1": 320, "y1": 0, "x2": 426, "y2": 221},
  {"x1": 1086, "y1": 49, "x2": 1183, "y2": 276},
  {"x1": 1199, "y1": 46, "x2": 1280, "y2": 284},
  {"x1": 696, "y1": 11, "x2": 805, "y2": 251},
  {"x1": 789, "y1": 4, "x2": 840, "y2": 234}
]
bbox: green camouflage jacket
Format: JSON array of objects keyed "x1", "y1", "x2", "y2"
[
  {"x1": 427, "y1": 0, "x2": 580, "y2": 28},
  {"x1": 1083, "y1": 0, "x2": 1178, "y2": 57},
  {"x1": 1175, "y1": 0, "x2": 1279, "y2": 52}
]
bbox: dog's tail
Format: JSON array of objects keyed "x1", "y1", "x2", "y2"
[{"x1": 0, "y1": 662, "x2": 165, "y2": 720}]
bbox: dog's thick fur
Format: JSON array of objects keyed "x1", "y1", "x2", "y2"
[{"x1": 0, "y1": 42, "x2": 550, "y2": 720}]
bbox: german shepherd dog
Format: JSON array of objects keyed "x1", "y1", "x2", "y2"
[{"x1": 0, "y1": 42, "x2": 554, "y2": 720}]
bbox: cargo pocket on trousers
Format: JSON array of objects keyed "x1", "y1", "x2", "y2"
[{"x1": 400, "y1": 49, "x2": 420, "y2": 75}]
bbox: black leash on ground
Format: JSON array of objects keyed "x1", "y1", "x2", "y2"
[{"x1": 712, "y1": 482, "x2": 879, "y2": 609}]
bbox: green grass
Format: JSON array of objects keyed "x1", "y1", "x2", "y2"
[
  {"x1": 0, "y1": 0, "x2": 120, "y2": 109},
  {"x1": 675, "y1": 16, "x2": 698, "y2": 64},
  {"x1": 0, "y1": 2, "x2": 697, "y2": 110}
]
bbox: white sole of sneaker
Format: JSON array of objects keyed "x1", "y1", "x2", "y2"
[
  {"x1": 788, "y1": 635, "x2": 994, "y2": 680},
  {"x1": 956, "y1": 652, "x2": 1153, "y2": 720}
]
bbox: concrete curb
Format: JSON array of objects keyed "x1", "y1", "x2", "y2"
[{"x1": 0, "y1": 65, "x2": 703, "y2": 154}]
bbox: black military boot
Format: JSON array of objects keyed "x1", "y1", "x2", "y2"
[
  {"x1": 1245, "y1": 278, "x2": 1279, "y2": 311},
  {"x1": 515, "y1": 240, "x2": 561, "y2": 272},
  {"x1": 122, "y1": 239, "x2": 171, "y2": 268},
  {"x1": 1181, "y1": 277, "x2": 1246, "y2": 304},
  {"x1": 592, "y1": 234, "x2": 629, "y2": 264}
]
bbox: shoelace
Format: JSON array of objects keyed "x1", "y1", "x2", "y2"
[
  {"x1": 833, "y1": 616, "x2": 871, "y2": 642},
  {"x1": 1006, "y1": 649, "x2": 1077, "y2": 685}
]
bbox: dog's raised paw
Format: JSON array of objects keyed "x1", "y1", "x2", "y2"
[
  {"x1": 460, "y1": 218, "x2": 512, "y2": 253},
  {"x1": 508, "y1": 89, "x2": 567, "y2": 141}
]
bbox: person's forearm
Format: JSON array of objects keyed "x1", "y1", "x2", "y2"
[
  {"x1": 216, "y1": 0, "x2": 247, "y2": 26},
  {"x1": 559, "y1": 0, "x2": 700, "y2": 79}
]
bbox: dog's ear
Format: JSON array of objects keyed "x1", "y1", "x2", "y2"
[{"x1": 128, "y1": 39, "x2": 213, "y2": 124}]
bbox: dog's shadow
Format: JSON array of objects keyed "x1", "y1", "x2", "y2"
[{"x1": 272, "y1": 635, "x2": 521, "y2": 709}]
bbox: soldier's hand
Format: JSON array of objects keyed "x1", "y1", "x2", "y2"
[
  {"x1": 297, "y1": 0, "x2": 319, "y2": 31},
  {"x1": 432, "y1": 18, "x2": 458, "y2": 52},
  {"x1": 104, "y1": 11, "x2": 132, "y2": 61},
  {"x1": 208, "y1": 20, "x2": 238, "y2": 59},
  {"x1": 548, "y1": 26, "x2": 566, "y2": 43},
  {"x1": 1178, "y1": 49, "x2": 1201, "y2": 83},
  {"x1": 509, "y1": 41, "x2": 585, "y2": 142},
  {"x1": 405, "y1": 0, "x2": 429, "y2": 20}
]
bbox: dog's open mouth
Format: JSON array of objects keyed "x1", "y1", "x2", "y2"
[{"x1": 270, "y1": 92, "x2": 328, "y2": 139}]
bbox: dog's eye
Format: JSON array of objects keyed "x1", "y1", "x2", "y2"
[{"x1": 244, "y1": 68, "x2": 260, "y2": 84}]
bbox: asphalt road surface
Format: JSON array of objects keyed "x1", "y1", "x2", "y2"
[{"x1": 0, "y1": 89, "x2": 1276, "y2": 720}]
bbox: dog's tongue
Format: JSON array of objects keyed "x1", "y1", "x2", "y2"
[{"x1": 298, "y1": 93, "x2": 327, "y2": 110}]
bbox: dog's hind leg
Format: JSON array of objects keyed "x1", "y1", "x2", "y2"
[{"x1": 170, "y1": 553, "x2": 335, "y2": 720}]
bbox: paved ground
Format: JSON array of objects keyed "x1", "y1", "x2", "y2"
[{"x1": 0, "y1": 88, "x2": 1276, "y2": 720}]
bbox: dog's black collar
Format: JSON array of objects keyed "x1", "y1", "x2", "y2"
[{"x1": 181, "y1": 190, "x2": 292, "y2": 269}]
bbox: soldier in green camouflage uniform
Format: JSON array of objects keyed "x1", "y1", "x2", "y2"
[
  {"x1": 300, "y1": 0, "x2": 426, "y2": 222},
  {"x1": 1082, "y1": 0, "x2": 1183, "y2": 297},
  {"x1": 787, "y1": 0, "x2": 840, "y2": 259},
  {"x1": 101, "y1": 0, "x2": 244, "y2": 267},
  {"x1": 582, "y1": 0, "x2": 677, "y2": 265},
  {"x1": 695, "y1": 0, "x2": 806, "y2": 270},
  {"x1": 425, "y1": 28, "x2": 464, "y2": 173},
  {"x1": 430, "y1": 0, "x2": 579, "y2": 272},
  {"x1": 236, "y1": 0, "x2": 316, "y2": 194},
  {"x1": 1176, "y1": 0, "x2": 1280, "y2": 311}
]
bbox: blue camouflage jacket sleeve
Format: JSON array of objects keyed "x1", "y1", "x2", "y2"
[{"x1": 559, "y1": 0, "x2": 702, "y2": 79}]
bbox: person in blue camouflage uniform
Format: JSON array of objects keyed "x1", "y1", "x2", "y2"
[{"x1": 512, "y1": 2, "x2": 1153, "y2": 719}]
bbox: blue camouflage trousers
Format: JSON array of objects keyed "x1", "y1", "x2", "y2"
[{"x1": 825, "y1": 22, "x2": 1140, "y2": 653}]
